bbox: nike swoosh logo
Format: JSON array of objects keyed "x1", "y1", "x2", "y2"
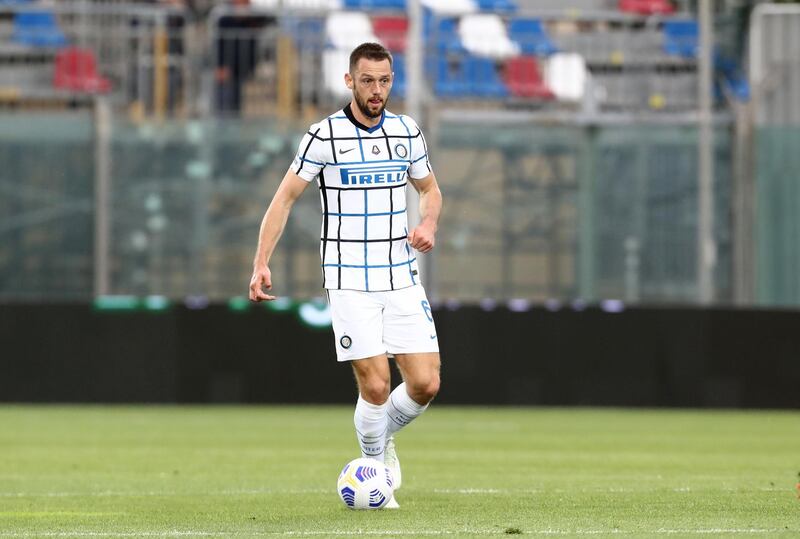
[
  {"x1": 338, "y1": 148, "x2": 355, "y2": 154},
  {"x1": 430, "y1": 335, "x2": 437, "y2": 340}
]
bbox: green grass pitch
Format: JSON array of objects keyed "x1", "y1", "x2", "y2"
[{"x1": 0, "y1": 405, "x2": 798, "y2": 537}]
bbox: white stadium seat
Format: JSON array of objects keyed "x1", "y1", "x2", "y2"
[
  {"x1": 544, "y1": 52, "x2": 588, "y2": 102},
  {"x1": 323, "y1": 48, "x2": 352, "y2": 98},
  {"x1": 281, "y1": 0, "x2": 343, "y2": 9},
  {"x1": 325, "y1": 11, "x2": 379, "y2": 50},
  {"x1": 458, "y1": 14, "x2": 520, "y2": 59},
  {"x1": 420, "y1": 0, "x2": 477, "y2": 16}
]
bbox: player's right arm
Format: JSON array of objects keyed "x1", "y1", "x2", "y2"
[{"x1": 249, "y1": 169, "x2": 311, "y2": 301}]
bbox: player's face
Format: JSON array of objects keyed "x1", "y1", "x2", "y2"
[{"x1": 348, "y1": 58, "x2": 393, "y2": 119}]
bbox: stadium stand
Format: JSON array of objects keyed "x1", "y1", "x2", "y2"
[{"x1": 0, "y1": 0, "x2": 739, "y2": 115}]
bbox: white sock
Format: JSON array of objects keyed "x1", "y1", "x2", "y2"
[
  {"x1": 354, "y1": 396, "x2": 388, "y2": 462},
  {"x1": 386, "y1": 382, "x2": 429, "y2": 439}
]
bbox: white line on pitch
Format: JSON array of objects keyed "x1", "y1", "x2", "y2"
[
  {"x1": 0, "y1": 485, "x2": 787, "y2": 498},
  {"x1": 0, "y1": 528, "x2": 790, "y2": 537}
]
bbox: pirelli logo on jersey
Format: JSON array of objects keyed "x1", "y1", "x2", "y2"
[{"x1": 339, "y1": 165, "x2": 407, "y2": 186}]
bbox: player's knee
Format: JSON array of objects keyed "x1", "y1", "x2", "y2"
[
  {"x1": 424, "y1": 374, "x2": 441, "y2": 402},
  {"x1": 409, "y1": 373, "x2": 440, "y2": 404},
  {"x1": 360, "y1": 378, "x2": 390, "y2": 404}
]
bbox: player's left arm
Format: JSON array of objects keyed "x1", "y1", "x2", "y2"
[{"x1": 407, "y1": 172, "x2": 442, "y2": 253}]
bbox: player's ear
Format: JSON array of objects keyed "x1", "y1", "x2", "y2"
[{"x1": 344, "y1": 72, "x2": 353, "y2": 90}]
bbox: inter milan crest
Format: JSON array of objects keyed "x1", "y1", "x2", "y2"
[
  {"x1": 340, "y1": 335, "x2": 352, "y2": 349},
  {"x1": 371, "y1": 145, "x2": 380, "y2": 155},
  {"x1": 394, "y1": 143, "x2": 408, "y2": 158}
]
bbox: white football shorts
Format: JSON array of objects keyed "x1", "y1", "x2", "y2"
[{"x1": 328, "y1": 284, "x2": 439, "y2": 362}]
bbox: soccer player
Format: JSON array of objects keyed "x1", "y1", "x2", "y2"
[{"x1": 249, "y1": 42, "x2": 442, "y2": 508}]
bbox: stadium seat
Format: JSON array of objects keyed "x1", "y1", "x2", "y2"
[
  {"x1": 504, "y1": 56, "x2": 554, "y2": 99},
  {"x1": 544, "y1": 52, "x2": 587, "y2": 101},
  {"x1": 343, "y1": 0, "x2": 406, "y2": 8},
  {"x1": 425, "y1": 16, "x2": 466, "y2": 54},
  {"x1": 465, "y1": 56, "x2": 509, "y2": 97},
  {"x1": 372, "y1": 16, "x2": 408, "y2": 52},
  {"x1": 430, "y1": 55, "x2": 508, "y2": 98},
  {"x1": 421, "y1": 0, "x2": 477, "y2": 16},
  {"x1": 12, "y1": 10, "x2": 68, "y2": 48},
  {"x1": 475, "y1": 0, "x2": 517, "y2": 13},
  {"x1": 429, "y1": 55, "x2": 467, "y2": 97},
  {"x1": 282, "y1": 0, "x2": 343, "y2": 8},
  {"x1": 325, "y1": 12, "x2": 379, "y2": 49},
  {"x1": 323, "y1": 47, "x2": 352, "y2": 98},
  {"x1": 508, "y1": 18, "x2": 558, "y2": 56},
  {"x1": 618, "y1": 0, "x2": 675, "y2": 15},
  {"x1": 458, "y1": 14, "x2": 520, "y2": 59},
  {"x1": 283, "y1": 16, "x2": 326, "y2": 51},
  {"x1": 716, "y1": 54, "x2": 750, "y2": 102},
  {"x1": 53, "y1": 47, "x2": 111, "y2": 94},
  {"x1": 662, "y1": 20, "x2": 698, "y2": 58},
  {"x1": 391, "y1": 52, "x2": 406, "y2": 97}
]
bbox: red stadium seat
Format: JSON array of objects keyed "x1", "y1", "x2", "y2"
[
  {"x1": 503, "y1": 56, "x2": 554, "y2": 99},
  {"x1": 53, "y1": 47, "x2": 111, "y2": 93},
  {"x1": 372, "y1": 16, "x2": 408, "y2": 52},
  {"x1": 618, "y1": 0, "x2": 675, "y2": 15}
]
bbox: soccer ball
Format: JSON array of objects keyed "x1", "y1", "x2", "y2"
[{"x1": 336, "y1": 457, "x2": 394, "y2": 509}]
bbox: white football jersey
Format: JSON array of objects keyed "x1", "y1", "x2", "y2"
[{"x1": 291, "y1": 104, "x2": 432, "y2": 292}]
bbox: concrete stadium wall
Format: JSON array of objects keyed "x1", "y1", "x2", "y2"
[{"x1": 1, "y1": 304, "x2": 798, "y2": 408}]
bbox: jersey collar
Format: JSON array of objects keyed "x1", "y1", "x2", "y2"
[{"x1": 343, "y1": 103, "x2": 385, "y2": 133}]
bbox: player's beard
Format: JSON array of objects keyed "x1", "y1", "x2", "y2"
[{"x1": 355, "y1": 92, "x2": 387, "y2": 119}]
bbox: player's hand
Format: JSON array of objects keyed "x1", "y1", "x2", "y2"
[
  {"x1": 407, "y1": 223, "x2": 436, "y2": 253},
  {"x1": 249, "y1": 266, "x2": 276, "y2": 301}
]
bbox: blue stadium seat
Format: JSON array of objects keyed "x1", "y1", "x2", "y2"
[
  {"x1": 475, "y1": 0, "x2": 518, "y2": 13},
  {"x1": 662, "y1": 20, "x2": 698, "y2": 58},
  {"x1": 391, "y1": 53, "x2": 406, "y2": 98},
  {"x1": 424, "y1": 15, "x2": 465, "y2": 54},
  {"x1": 283, "y1": 17, "x2": 325, "y2": 52},
  {"x1": 430, "y1": 55, "x2": 508, "y2": 99},
  {"x1": 13, "y1": 10, "x2": 68, "y2": 47},
  {"x1": 464, "y1": 57, "x2": 508, "y2": 98},
  {"x1": 715, "y1": 54, "x2": 750, "y2": 101},
  {"x1": 343, "y1": 0, "x2": 406, "y2": 9},
  {"x1": 508, "y1": 18, "x2": 558, "y2": 56}
]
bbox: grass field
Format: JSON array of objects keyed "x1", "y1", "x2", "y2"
[{"x1": 0, "y1": 406, "x2": 798, "y2": 538}]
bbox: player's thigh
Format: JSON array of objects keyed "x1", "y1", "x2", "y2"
[
  {"x1": 329, "y1": 289, "x2": 385, "y2": 362},
  {"x1": 382, "y1": 285, "x2": 439, "y2": 356}
]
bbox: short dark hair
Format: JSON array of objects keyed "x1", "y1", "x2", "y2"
[{"x1": 349, "y1": 42, "x2": 393, "y2": 73}]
